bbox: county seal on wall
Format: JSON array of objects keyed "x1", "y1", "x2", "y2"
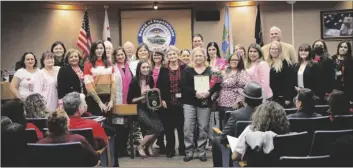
[{"x1": 138, "y1": 19, "x2": 176, "y2": 51}]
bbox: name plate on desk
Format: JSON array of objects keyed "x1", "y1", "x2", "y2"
[
  {"x1": 146, "y1": 89, "x2": 161, "y2": 110},
  {"x1": 113, "y1": 104, "x2": 137, "y2": 116}
]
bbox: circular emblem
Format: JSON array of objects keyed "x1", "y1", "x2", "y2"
[
  {"x1": 152, "y1": 100, "x2": 157, "y2": 107},
  {"x1": 138, "y1": 19, "x2": 176, "y2": 51}
]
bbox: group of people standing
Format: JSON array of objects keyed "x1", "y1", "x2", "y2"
[{"x1": 7, "y1": 25, "x2": 353, "y2": 163}]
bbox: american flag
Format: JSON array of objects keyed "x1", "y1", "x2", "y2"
[{"x1": 77, "y1": 10, "x2": 92, "y2": 58}]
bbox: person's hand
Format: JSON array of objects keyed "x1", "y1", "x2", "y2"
[
  {"x1": 196, "y1": 91, "x2": 203, "y2": 99},
  {"x1": 285, "y1": 100, "x2": 291, "y2": 105},
  {"x1": 142, "y1": 90, "x2": 147, "y2": 96},
  {"x1": 98, "y1": 102, "x2": 107, "y2": 113},
  {"x1": 162, "y1": 100, "x2": 167, "y2": 108},
  {"x1": 232, "y1": 103, "x2": 239, "y2": 110},
  {"x1": 106, "y1": 100, "x2": 114, "y2": 111},
  {"x1": 202, "y1": 91, "x2": 210, "y2": 98}
]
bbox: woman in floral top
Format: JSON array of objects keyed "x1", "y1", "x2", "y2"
[{"x1": 216, "y1": 53, "x2": 250, "y2": 129}]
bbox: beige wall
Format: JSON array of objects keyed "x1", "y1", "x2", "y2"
[{"x1": 2, "y1": 1, "x2": 352, "y2": 70}]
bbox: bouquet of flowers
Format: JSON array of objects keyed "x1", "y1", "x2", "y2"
[{"x1": 210, "y1": 70, "x2": 223, "y2": 88}]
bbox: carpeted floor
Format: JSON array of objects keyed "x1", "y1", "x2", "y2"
[{"x1": 118, "y1": 150, "x2": 213, "y2": 167}]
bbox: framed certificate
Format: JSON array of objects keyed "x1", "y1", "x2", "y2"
[{"x1": 194, "y1": 75, "x2": 210, "y2": 92}]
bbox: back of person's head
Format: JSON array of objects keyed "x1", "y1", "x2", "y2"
[
  {"x1": 330, "y1": 135, "x2": 353, "y2": 166},
  {"x1": 1, "y1": 122, "x2": 26, "y2": 167},
  {"x1": 24, "y1": 93, "x2": 48, "y2": 118},
  {"x1": 245, "y1": 97, "x2": 263, "y2": 108},
  {"x1": 1, "y1": 99, "x2": 26, "y2": 125},
  {"x1": 295, "y1": 88, "x2": 318, "y2": 114},
  {"x1": 47, "y1": 109, "x2": 69, "y2": 136},
  {"x1": 62, "y1": 92, "x2": 81, "y2": 116},
  {"x1": 328, "y1": 90, "x2": 350, "y2": 115},
  {"x1": 251, "y1": 101, "x2": 290, "y2": 135}
]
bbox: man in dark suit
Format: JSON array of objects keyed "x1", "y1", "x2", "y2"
[{"x1": 212, "y1": 81, "x2": 264, "y2": 167}]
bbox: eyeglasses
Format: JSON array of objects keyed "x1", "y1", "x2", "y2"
[{"x1": 230, "y1": 59, "x2": 239, "y2": 62}]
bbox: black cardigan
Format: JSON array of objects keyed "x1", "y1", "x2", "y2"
[
  {"x1": 293, "y1": 62, "x2": 323, "y2": 99},
  {"x1": 57, "y1": 65, "x2": 87, "y2": 99},
  {"x1": 181, "y1": 66, "x2": 218, "y2": 108},
  {"x1": 156, "y1": 64, "x2": 187, "y2": 106},
  {"x1": 127, "y1": 76, "x2": 154, "y2": 105},
  {"x1": 270, "y1": 60, "x2": 294, "y2": 101}
]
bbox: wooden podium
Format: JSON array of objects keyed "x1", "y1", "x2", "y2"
[{"x1": 1, "y1": 82, "x2": 16, "y2": 101}]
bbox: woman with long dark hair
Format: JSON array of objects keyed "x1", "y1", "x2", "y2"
[
  {"x1": 206, "y1": 42, "x2": 227, "y2": 71},
  {"x1": 83, "y1": 40, "x2": 116, "y2": 116},
  {"x1": 331, "y1": 41, "x2": 353, "y2": 103},
  {"x1": 127, "y1": 60, "x2": 164, "y2": 158},
  {"x1": 293, "y1": 44, "x2": 323, "y2": 101}
]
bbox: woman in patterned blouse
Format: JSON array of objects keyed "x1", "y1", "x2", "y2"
[{"x1": 216, "y1": 53, "x2": 251, "y2": 129}]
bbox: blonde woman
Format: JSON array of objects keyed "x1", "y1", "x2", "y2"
[
  {"x1": 57, "y1": 49, "x2": 86, "y2": 100},
  {"x1": 267, "y1": 41, "x2": 293, "y2": 107},
  {"x1": 245, "y1": 44, "x2": 273, "y2": 99},
  {"x1": 181, "y1": 47, "x2": 218, "y2": 162}
]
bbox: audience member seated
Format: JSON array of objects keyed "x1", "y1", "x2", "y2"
[
  {"x1": 327, "y1": 90, "x2": 352, "y2": 119},
  {"x1": 329, "y1": 135, "x2": 353, "y2": 167},
  {"x1": 62, "y1": 92, "x2": 108, "y2": 149},
  {"x1": 232, "y1": 101, "x2": 290, "y2": 163},
  {"x1": 212, "y1": 81, "x2": 263, "y2": 167},
  {"x1": 1, "y1": 122, "x2": 27, "y2": 167},
  {"x1": 1, "y1": 98, "x2": 43, "y2": 140},
  {"x1": 287, "y1": 88, "x2": 322, "y2": 118},
  {"x1": 1, "y1": 116, "x2": 12, "y2": 128},
  {"x1": 37, "y1": 108, "x2": 98, "y2": 165},
  {"x1": 221, "y1": 81, "x2": 264, "y2": 142},
  {"x1": 24, "y1": 93, "x2": 50, "y2": 118}
]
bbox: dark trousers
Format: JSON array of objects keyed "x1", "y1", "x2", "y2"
[
  {"x1": 217, "y1": 106, "x2": 233, "y2": 130},
  {"x1": 114, "y1": 123, "x2": 130, "y2": 157},
  {"x1": 160, "y1": 105, "x2": 185, "y2": 153}
]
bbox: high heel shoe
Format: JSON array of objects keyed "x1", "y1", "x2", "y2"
[
  {"x1": 147, "y1": 144, "x2": 154, "y2": 156},
  {"x1": 137, "y1": 146, "x2": 148, "y2": 158}
]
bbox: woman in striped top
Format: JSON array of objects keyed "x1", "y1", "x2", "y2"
[{"x1": 84, "y1": 41, "x2": 116, "y2": 116}]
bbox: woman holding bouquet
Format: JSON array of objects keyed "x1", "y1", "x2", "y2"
[
  {"x1": 181, "y1": 47, "x2": 219, "y2": 162},
  {"x1": 215, "y1": 53, "x2": 250, "y2": 129}
]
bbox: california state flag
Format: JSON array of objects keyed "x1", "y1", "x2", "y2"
[{"x1": 103, "y1": 7, "x2": 111, "y2": 41}]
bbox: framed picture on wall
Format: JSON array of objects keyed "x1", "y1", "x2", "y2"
[{"x1": 320, "y1": 9, "x2": 353, "y2": 40}]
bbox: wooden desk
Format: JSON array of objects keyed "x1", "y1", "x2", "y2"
[{"x1": 1, "y1": 82, "x2": 16, "y2": 100}]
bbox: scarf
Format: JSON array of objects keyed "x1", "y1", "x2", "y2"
[{"x1": 116, "y1": 63, "x2": 132, "y2": 104}]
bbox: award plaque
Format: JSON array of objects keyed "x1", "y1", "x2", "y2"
[{"x1": 146, "y1": 88, "x2": 162, "y2": 110}]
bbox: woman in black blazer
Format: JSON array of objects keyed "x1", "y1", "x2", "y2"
[
  {"x1": 293, "y1": 44, "x2": 323, "y2": 102},
  {"x1": 156, "y1": 46, "x2": 187, "y2": 157},
  {"x1": 127, "y1": 60, "x2": 164, "y2": 158},
  {"x1": 57, "y1": 49, "x2": 86, "y2": 99}
]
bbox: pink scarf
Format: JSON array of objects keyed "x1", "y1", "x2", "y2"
[{"x1": 117, "y1": 63, "x2": 132, "y2": 104}]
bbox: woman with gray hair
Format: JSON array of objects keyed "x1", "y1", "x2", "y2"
[
  {"x1": 24, "y1": 93, "x2": 49, "y2": 118},
  {"x1": 62, "y1": 92, "x2": 108, "y2": 149}
]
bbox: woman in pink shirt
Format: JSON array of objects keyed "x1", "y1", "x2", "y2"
[
  {"x1": 245, "y1": 43, "x2": 273, "y2": 99},
  {"x1": 151, "y1": 48, "x2": 165, "y2": 88},
  {"x1": 206, "y1": 42, "x2": 227, "y2": 71}
]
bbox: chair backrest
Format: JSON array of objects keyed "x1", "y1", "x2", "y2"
[
  {"x1": 26, "y1": 118, "x2": 47, "y2": 130},
  {"x1": 279, "y1": 155, "x2": 330, "y2": 167},
  {"x1": 309, "y1": 129, "x2": 353, "y2": 156},
  {"x1": 332, "y1": 115, "x2": 353, "y2": 130},
  {"x1": 315, "y1": 105, "x2": 329, "y2": 116},
  {"x1": 82, "y1": 116, "x2": 100, "y2": 120},
  {"x1": 26, "y1": 142, "x2": 96, "y2": 167},
  {"x1": 235, "y1": 121, "x2": 251, "y2": 137},
  {"x1": 25, "y1": 128, "x2": 38, "y2": 143},
  {"x1": 284, "y1": 108, "x2": 297, "y2": 115},
  {"x1": 69, "y1": 128, "x2": 95, "y2": 148},
  {"x1": 289, "y1": 116, "x2": 331, "y2": 134},
  {"x1": 244, "y1": 131, "x2": 310, "y2": 167}
]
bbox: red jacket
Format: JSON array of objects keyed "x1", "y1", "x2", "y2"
[
  {"x1": 26, "y1": 123, "x2": 43, "y2": 140},
  {"x1": 69, "y1": 117, "x2": 108, "y2": 145}
]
